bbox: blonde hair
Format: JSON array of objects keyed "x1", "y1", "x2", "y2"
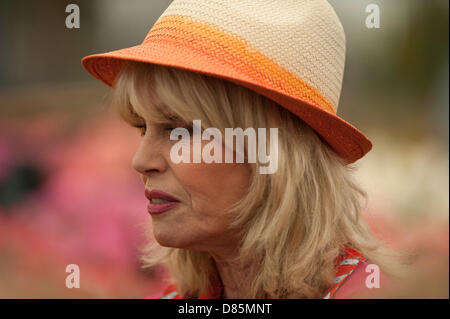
[{"x1": 112, "y1": 61, "x2": 408, "y2": 298}]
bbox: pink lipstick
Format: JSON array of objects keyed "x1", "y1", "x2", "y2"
[{"x1": 145, "y1": 189, "x2": 180, "y2": 215}]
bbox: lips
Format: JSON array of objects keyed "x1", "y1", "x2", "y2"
[{"x1": 145, "y1": 189, "x2": 180, "y2": 215}]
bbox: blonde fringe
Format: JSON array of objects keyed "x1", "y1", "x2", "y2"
[{"x1": 111, "y1": 61, "x2": 411, "y2": 298}]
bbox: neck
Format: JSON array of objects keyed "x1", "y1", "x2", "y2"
[{"x1": 210, "y1": 250, "x2": 253, "y2": 299}]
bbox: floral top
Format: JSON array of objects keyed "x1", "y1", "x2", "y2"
[{"x1": 160, "y1": 247, "x2": 368, "y2": 299}]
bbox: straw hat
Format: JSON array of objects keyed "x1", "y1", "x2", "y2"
[{"x1": 82, "y1": 0, "x2": 372, "y2": 164}]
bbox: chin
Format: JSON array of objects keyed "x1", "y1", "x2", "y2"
[{"x1": 152, "y1": 225, "x2": 187, "y2": 248}]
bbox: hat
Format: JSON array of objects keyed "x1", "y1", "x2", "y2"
[{"x1": 81, "y1": 0, "x2": 372, "y2": 164}]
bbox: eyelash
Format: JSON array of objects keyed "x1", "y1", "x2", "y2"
[
  {"x1": 163, "y1": 124, "x2": 194, "y2": 134},
  {"x1": 134, "y1": 123, "x2": 193, "y2": 137},
  {"x1": 135, "y1": 125, "x2": 146, "y2": 137}
]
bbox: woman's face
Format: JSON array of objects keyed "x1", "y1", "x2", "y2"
[{"x1": 131, "y1": 114, "x2": 251, "y2": 253}]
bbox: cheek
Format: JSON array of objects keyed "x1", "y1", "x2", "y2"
[
  {"x1": 151, "y1": 162, "x2": 251, "y2": 249},
  {"x1": 172, "y1": 161, "x2": 251, "y2": 217},
  {"x1": 165, "y1": 140, "x2": 251, "y2": 217}
]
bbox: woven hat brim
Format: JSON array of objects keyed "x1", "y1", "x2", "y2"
[{"x1": 82, "y1": 42, "x2": 372, "y2": 164}]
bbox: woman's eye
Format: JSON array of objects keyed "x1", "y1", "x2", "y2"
[
  {"x1": 163, "y1": 123, "x2": 193, "y2": 133},
  {"x1": 135, "y1": 125, "x2": 146, "y2": 136}
]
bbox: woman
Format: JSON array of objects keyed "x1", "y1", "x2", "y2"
[{"x1": 81, "y1": 0, "x2": 403, "y2": 298}]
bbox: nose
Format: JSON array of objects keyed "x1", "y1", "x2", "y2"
[{"x1": 132, "y1": 133, "x2": 167, "y2": 178}]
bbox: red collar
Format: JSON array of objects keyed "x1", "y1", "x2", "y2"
[{"x1": 160, "y1": 247, "x2": 366, "y2": 299}]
